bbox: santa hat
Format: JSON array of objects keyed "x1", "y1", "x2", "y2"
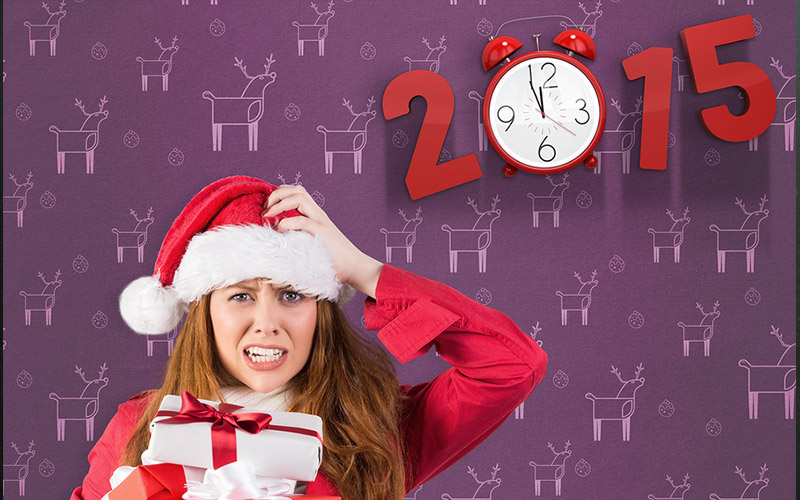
[{"x1": 119, "y1": 175, "x2": 354, "y2": 335}]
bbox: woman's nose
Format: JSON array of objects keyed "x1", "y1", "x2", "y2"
[{"x1": 252, "y1": 300, "x2": 279, "y2": 335}]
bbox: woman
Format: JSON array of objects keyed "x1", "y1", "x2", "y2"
[{"x1": 71, "y1": 176, "x2": 547, "y2": 500}]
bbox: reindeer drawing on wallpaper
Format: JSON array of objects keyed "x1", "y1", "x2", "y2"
[
  {"x1": 749, "y1": 58, "x2": 795, "y2": 152},
  {"x1": 316, "y1": 96, "x2": 377, "y2": 174},
  {"x1": 136, "y1": 36, "x2": 179, "y2": 92},
  {"x1": 709, "y1": 195, "x2": 769, "y2": 273},
  {"x1": 48, "y1": 363, "x2": 109, "y2": 441},
  {"x1": 441, "y1": 196, "x2": 501, "y2": 273},
  {"x1": 380, "y1": 208, "x2": 423, "y2": 264},
  {"x1": 49, "y1": 96, "x2": 109, "y2": 174},
  {"x1": 19, "y1": 270, "x2": 62, "y2": 326},
  {"x1": 277, "y1": 172, "x2": 303, "y2": 186},
  {"x1": 678, "y1": 300, "x2": 720, "y2": 357},
  {"x1": 738, "y1": 325, "x2": 796, "y2": 420},
  {"x1": 404, "y1": 36, "x2": 447, "y2": 73},
  {"x1": 594, "y1": 96, "x2": 642, "y2": 174},
  {"x1": 202, "y1": 55, "x2": 276, "y2": 152},
  {"x1": 559, "y1": 1, "x2": 603, "y2": 39},
  {"x1": 292, "y1": 1, "x2": 335, "y2": 56},
  {"x1": 529, "y1": 441, "x2": 572, "y2": 496},
  {"x1": 441, "y1": 464, "x2": 502, "y2": 500},
  {"x1": 3, "y1": 440, "x2": 36, "y2": 496},
  {"x1": 585, "y1": 363, "x2": 645, "y2": 441},
  {"x1": 556, "y1": 270, "x2": 598, "y2": 326},
  {"x1": 709, "y1": 464, "x2": 770, "y2": 500},
  {"x1": 111, "y1": 207, "x2": 155, "y2": 263},
  {"x1": 647, "y1": 473, "x2": 691, "y2": 500},
  {"x1": 4, "y1": 172, "x2": 34, "y2": 228},
  {"x1": 528, "y1": 172, "x2": 570, "y2": 228},
  {"x1": 24, "y1": 1, "x2": 66, "y2": 57},
  {"x1": 515, "y1": 323, "x2": 543, "y2": 419},
  {"x1": 648, "y1": 207, "x2": 690, "y2": 263}
]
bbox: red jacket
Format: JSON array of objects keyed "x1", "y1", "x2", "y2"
[{"x1": 71, "y1": 264, "x2": 547, "y2": 499}]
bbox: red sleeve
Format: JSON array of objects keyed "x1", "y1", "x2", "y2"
[
  {"x1": 70, "y1": 392, "x2": 153, "y2": 500},
  {"x1": 363, "y1": 264, "x2": 548, "y2": 490}
]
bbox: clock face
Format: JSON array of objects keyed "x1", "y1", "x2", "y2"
[{"x1": 485, "y1": 52, "x2": 604, "y2": 172}]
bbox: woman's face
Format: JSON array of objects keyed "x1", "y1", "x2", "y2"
[{"x1": 209, "y1": 278, "x2": 317, "y2": 393}]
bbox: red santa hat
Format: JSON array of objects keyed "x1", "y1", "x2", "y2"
[{"x1": 119, "y1": 175, "x2": 354, "y2": 335}]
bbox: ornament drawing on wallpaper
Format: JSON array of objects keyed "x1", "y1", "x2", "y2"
[
  {"x1": 709, "y1": 465, "x2": 770, "y2": 500},
  {"x1": 38, "y1": 458, "x2": 55, "y2": 478},
  {"x1": 123, "y1": 129, "x2": 140, "y2": 148},
  {"x1": 709, "y1": 195, "x2": 769, "y2": 273},
  {"x1": 529, "y1": 441, "x2": 571, "y2": 496},
  {"x1": 24, "y1": 1, "x2": 66, "y2": 57},
  {"x1": 16, "y1": 103, "x2": 32, "y2": 121},
  {"x1": 19, "y1": 270, "x2": 62, "y2": 326},
  {"x1": 441, "y1": 464, "x2": 502, "y2": 500},
  {"x1": 575, "y1": 190, "x2": 592, "y2": 209},
  {"x1": 147, "y1": 327, "x2": 179, "y2": 357},
  {"x1": 647, "y1": 473, "x2": 691, "y2": 500},
  {"x1": 284, "y1": 103, "x2": 301, "y2": 121},
  {"x1": 316, "y1": 96, "x2": 377, "y2": 174},
  {"x1": 658, "y1": 398, "x2": 675, "y2": 418},
  {"x1": 209, "y1": 18, "x2": 226, "y2": 37},
  {"x1": 359, "y1": 42, "x2": 376, "y2": 61},
  {"x1": 467, "y1": 91, "x2": 488, "y2": 151},
  {"x1": 90, "y1": 42, "x2": 107, "y2": 60},
  {"x1": 585, "y1": 363, "x2": 645, "y2": 441},
  {"x1": 136, "y1": 36, "x2": 179, "y2": 92},
  {"x1": 476, "y1": 18, "x2": 493, "y2": 37},
  {"x1": 648, "y1": 208, "x2": 690, "y2": 264},
  {"x1": 553, "y1": 370, "x2": 569, "y2": 389},
  {"x1": 4, "y1": 172, "x2": 34, "y2": 228},
  {"x1": 528, "y1": 172, "x2": 570, "y2": 228},
  {"x1": 168, "y1": 147, "x2": 184, "y2": 166},
  {"x1": 705, "y1": 417, "x2": 722, "y2": 436},
  {"x1": 559, "y1": 1, "x2": 603, "y2": 39},
  {"x1": 292, "y1": 1, "x2": 335, "y2": 57},
  {"x1": 72, "y1": 255, "x2": 89, "y2": 273},
  {"x1": 391, "y1": 129, "x2": 409, "y2": 148},
  {"x1": 404, "y1": 36, "x2": 447, "y2": 74},
  {"x1": 111, "y1": 207, "x2": 155, "y2": 263},
  {"x1": 202, "y1": 54, "x2": 276, "y2": 152},
  {"x1": 678, "y1": 301, "x2": 720, "y2": 357},
  {"x1": 475, "y1": 287, "x2": 492, "y2": 305},
  {"x1": 439, "y1": 148, "x2": 452, "y2": 163},
  {"x1": 3, "y1": 440, "x2": 36, "y2": 496},
  {"x1": 17, "y1": 370, "x2": 33, "y2": 389},
  {"x1": 628, "y1": 310, "x2": 645, "y2": 329},
  {"x1": 48, "y1": 363, "x2": 109, "y2": 441},
  {"x1": 40, "y1": 190, "x2": 56, "y2": 209},
  {"x1": 748, "y1": 58, "x2": 795, "y2": 152},
  {"x1": 574, "y1": 458, "x2": 591, "y2": 477},
  {"x1": 627, "y1": 41, "x2": 643, "y2": 58},
  {"x1": 379, "y1": 207, "x2": 422, "y2": 264},
  {"x1": 91, "y1": 310, "x2": 108, "y2": 329},
  {"x1": 744, "y1": 287, "x2": 761, "y2": 306},
  {"x1": 593, "y1": 96, "x2": 642, "y2": 174},
  {"x1": 608, "y1": 254, "x2": 624, "y2": 273},
  {"x1": 704, "y1": 147, "x2": 721, "y2": 166},
  {"x1": 555, "y1": 270, "x2": 597, "y2": 326},
  {"x1": 49, "y1": 96, "x2": 109, "y2": 174},
  {"x1": 441, "y1": 195, "x2": 501, "y2": 273},
  {"x1": 738, "y1": 325, "x2": 796, "y2": 420}
]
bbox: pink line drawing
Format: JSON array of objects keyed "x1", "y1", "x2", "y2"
[
  {"x1": 709, "y1": 195, "x2": 769, "y2": 273},
  {"x1": 748, "y1": 58, "x2": 795, "y2": 152},
  {"x1": 468, "y1": 91, "x2": 489, "y2": 151},
  {"x1": 717, "y1": 0, "x2": 755, "y2": 5},
  {"x1": 3, "y1": 440, "x2": 36, "y2": 496},
  {"x1": 585, "y1": 363, "x2": 645, "y2": 441},
  {"x1": 709, "y1": 464, "x2": 769, "y2": 500},
  {"x1": 292, "y1": 1, "x2": 335, "y2": 56},
  {"x1": 672, "y1": 56, "x2": 690, "y2": 92},
  {"x1": 136, "y1": 36, "x2": 179, "y2": 92},
  {"x1": 48, "y1": 363, "x2": 109, "y2": 441},
  {"x1": 441, "y1": 195, "x2": 501, "y2": 273},
  {"x1": 182, "y1": 0, "x2": 219, "y2": 4},
  {"x1": 648, "y1": 207, "x2": 691, "y2": 263},
  {"x1": 147, "y1": 327, "x2": 179, "y2": 357},
  {"x1": 404, "y1": 36, "x2": 447, "y2": 73},
  {"x1": 4, "y1": 172, "x2": 34, "y2": 228},
  {"x1": 738, "y1": 326, "x2": 796, "y2": 420},
  {"x1": 677, "y1": 300, "x2": 720, "y2": 357},
  {"x1": 593, "y1": 96, "x2": 642, "y2": 174},
  {"x1": 450, "y1": 0, "x2": 488, "y2": 6},
  {"x1": 316, "y1": 96, "x2": 377, "y2": 174},
  {"x1": 403, "y1": 485, "x2": 423, "y2": 500},
  {"x1": 111, "y1": 207, "x2": 155, "y2": 263},
  {"x1": 24, "y1": 1, "x2": 66, "y2": 57},
  {"x1": 528, "y1": 441, "x2": 571, "y2": 496},
  {"x1": 441, "y1": 464, "x2": 502, "y2": 500},
  {"x1": 555, "y1": 270, "x2": 598, "y2": 326},
  {"x1": 559, "y1": 1, "x2": 604, "y2": 39},
  {"x1": 528, "y1": 172, "x2": 570, "y2": 228},
  {"x1": 516, "y1": 323, "x2": 544, "y2": 418},
  {"x1": 49, "y1": 96, "x2": 109, "y2": 174},
  {"x1": 647, "y1": 473, "x2": 691, "y2": 500},
  {"x1": 19, "y1": 270, "x2": 62, "y2": 326},
  {"x1": 380, "y1": 208, "x2": 423, "y2": 263}
]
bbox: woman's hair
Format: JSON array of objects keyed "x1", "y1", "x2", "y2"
[{"x1": 122, "y1": 295, "x2": 408, "y2": 500}]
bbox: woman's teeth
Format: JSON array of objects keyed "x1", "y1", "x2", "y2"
[{"x1": 245, "y1": 347, "x2": 285, "y2": 363}]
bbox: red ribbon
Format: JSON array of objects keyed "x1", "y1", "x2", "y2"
[{"x1": 155, "y1": 390, "x2": 322, "y2": 470}]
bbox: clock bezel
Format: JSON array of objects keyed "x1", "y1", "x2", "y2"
[{"x1": 483, "y1": 50, "x2": 606, "y2": 174}]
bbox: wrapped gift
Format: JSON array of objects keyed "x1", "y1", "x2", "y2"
[
  {"x1": 106, "y1": 463, "x2": 186, "y2": 500},
  {"x1": 147, "y1": 391, "x2": 323, "y2": 482}
]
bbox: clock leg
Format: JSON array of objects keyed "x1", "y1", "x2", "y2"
[{"x1": 503, "y1": 164, "x2": 517, "y2": 178}]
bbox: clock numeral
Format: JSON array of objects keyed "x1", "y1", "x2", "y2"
[
  {"x1": 575, "y1": 98, "x2": 590, "y2": 125},
  {"x1": 497, "y1": 105, "x2": 515, "y2": 132},
  {"x1": 382, "y1": 70, "x2": 483, "y2": 200},
  {"x1": 541, "y1": 62, "x2": 558, "y2": 89},
  {"x1": 538, "y1": 136, "x2": 556, "y2": 162}
]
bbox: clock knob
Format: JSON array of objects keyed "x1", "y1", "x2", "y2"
[
  {"x1": 503, "y1": 163, "x2": 518, "y2": 178},
  {"x1": 482, "y1": 36, "x2": 523, "y2": 71},
  {"x1": 553, "y1": 29, "x2": 596, "y2": 61},
  {"x1": 584, "y1": 154, "x2": 598, "y2": 169}
]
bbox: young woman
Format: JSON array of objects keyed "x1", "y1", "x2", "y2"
[{"x1": 71, "y1": 176, "x2": 548, "y2": 500}]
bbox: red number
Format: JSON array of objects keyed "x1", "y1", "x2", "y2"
[
  {"x1": 382, "y1": 70, "x2": 482, "y2": 200},
  {"x1": 680, "y1": 15, "x2": 776, "y2": 142},
  {"x1": 622, "y1": 47, "x2": 673, "y2": 171}
]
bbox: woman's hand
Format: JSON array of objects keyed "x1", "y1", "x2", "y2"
[{"x1": 261, "y1": 184, "x2": 383, "y2": 299}]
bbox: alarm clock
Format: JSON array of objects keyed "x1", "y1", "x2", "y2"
[{"x1": 482, "y1": 30, "x2": 606, "y2": 177}]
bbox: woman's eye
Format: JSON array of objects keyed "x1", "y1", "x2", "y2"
[
  {"x1": 229, "y1": 293, "x2": 251, "y2": 302},
  {"x1": 282, "y1": 291, "x2": 304, "y2": 302}
]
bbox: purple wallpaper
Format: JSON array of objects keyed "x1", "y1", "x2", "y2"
[{"x1": 3, "y1": 0, "x2": 796, "y2": 499}]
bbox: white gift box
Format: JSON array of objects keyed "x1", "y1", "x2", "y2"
[{"x1": 147, "y1": 394, "x2": 323, "y2": 482}]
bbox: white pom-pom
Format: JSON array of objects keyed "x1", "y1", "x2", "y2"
[{"x1": 119, "y1": 276, "x2": 185, "y2": 334}]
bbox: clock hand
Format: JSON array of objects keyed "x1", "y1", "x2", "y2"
[
  {"x1": 528, "y1": 66, "x2": 545, "y2": 117},
  {"x1": 536, "y1": 109, "x2": 576, "y2": 136},
  {"x1": 538, "y1": 86, "x2": 545, "y2": 118}
]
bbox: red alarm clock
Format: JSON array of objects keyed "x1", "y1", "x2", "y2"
[{"x1": 482, "y1": 30, "x2": 606, "y2": 177}]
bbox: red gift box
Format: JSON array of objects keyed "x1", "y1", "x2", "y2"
[{"x1": 107, "y1": 463, "x2": 186, "y2": 500}]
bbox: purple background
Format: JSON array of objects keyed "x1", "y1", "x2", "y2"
[{"x1": 3, "y1": 1, "x2": 796, "y2": 499}]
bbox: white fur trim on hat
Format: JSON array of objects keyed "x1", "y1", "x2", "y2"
[{"x1": 119, "y1": 275, "x2": 187, "y2": 335}]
